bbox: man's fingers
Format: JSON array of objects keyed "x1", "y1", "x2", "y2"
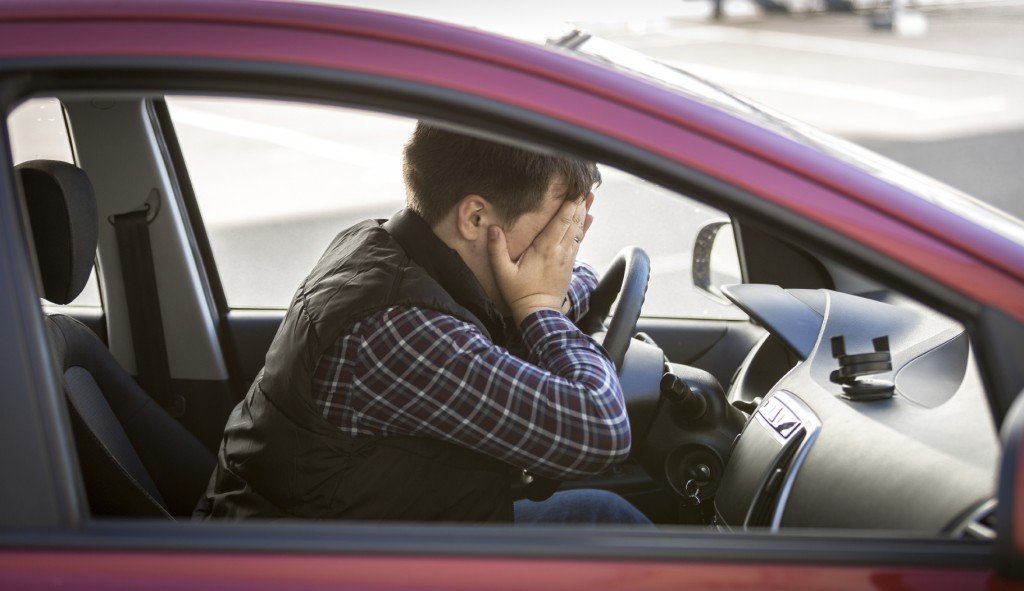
[
  {"x1": 584, "y1": 191, "x2": 595, "y2": 213},
  {"x1": 536, "y1": 197, "x2": 582, "y2": 250},
  {"x1": 569, "y1": 206, "x2": 591, "y2": 245},
  {"x1": 560, "y1": 198, "x2": 588, "y2": 245},
  {"x1": 569, "y1": 213, "x2": 590, "y2": 250},
  {"x1": 487, "y1": 225, "x2": 514, "y2": 278}
]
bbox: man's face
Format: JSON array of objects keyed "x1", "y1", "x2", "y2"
[
  {"x1": 501, "y1": 179, "x2": 574, "y2": 263},
  {"x1": 440, "y1": 175, "x2": 593, "y2": 316}
]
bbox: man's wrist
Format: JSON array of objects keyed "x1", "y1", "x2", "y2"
[
  {"x1": 510, "y1": 294, "x2": 566, "y2": 326},
  {"x1": 558, "y1": 295, "x2": 572, "y2": 315},
  {"x1": 513, "y1": 306, "x2": 560, "y2": 327}
]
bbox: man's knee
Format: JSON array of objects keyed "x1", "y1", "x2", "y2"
[
  {"x1": 569, "y1": 489, "x2": 650, "y2": 524},
  {"x1": 514, "y1": 488, "x2": 651, "y2": 524}
]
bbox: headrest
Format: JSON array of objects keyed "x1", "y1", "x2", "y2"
[{"x1": 17, "y1": 160, "x2": 98, "y2": 305}]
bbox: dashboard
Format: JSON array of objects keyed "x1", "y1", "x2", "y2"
[
  {"x1": 580, "y1": 274, "x2": 999, "y2": 534},
  {"x1": 712, "y1": 284, "x2": 999, "y2": 533}
]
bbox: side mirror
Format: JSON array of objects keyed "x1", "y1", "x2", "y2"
[{"x1": 692, "y1": 219, "x2": 742, "y2": 301}]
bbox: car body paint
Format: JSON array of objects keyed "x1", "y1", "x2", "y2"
[
  {"x1": 0, "y1": 551, "x2": 1003, "y2": 591},
  {"x1": 0, "y1": 1, "x2": 1020, "y2": 588}
]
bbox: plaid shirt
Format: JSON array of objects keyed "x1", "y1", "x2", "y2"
[{"x1": 311, "y1": 264, "x2": 631, "y2": 479}]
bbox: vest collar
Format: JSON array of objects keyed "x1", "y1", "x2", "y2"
[{"x1": 382, "y1": 208, "x2": 509, "y2": 344}]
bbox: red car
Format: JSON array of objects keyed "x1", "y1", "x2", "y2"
[{"x1": 0, "y1": 1, "x2": 1022, "y2": 589}]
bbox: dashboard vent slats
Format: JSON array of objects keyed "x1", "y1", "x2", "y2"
[{"x1": 957, "y1": 499, "x2": 996, "y2": 540}]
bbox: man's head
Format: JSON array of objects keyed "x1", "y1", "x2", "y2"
[
  {"x1": 403, "y1": 122, "x2": 600, "y2": 231},
  {"x1": 402, "y1": 122, "x2": 600, "y2": 311}
]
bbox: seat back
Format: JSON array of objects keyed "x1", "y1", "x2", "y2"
[{"x1": 19, "y1": 159, "x2": 214, "y2": 518}]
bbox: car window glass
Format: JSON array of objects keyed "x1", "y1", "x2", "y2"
[
  {"x1": 167, "y1": 96, "x2": 743, "y2": 319},
  {"x1": 7, "y1": 98, "x2": 101, "y2": 308}
]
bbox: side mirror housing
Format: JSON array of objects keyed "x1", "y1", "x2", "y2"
[{"x1": 692, "y1": 219, "x2": 742, "y2": 301}]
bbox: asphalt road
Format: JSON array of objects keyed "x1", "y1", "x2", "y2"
[{"x1": 605, "y1": 3, "x2": 1024, "y2": 217}]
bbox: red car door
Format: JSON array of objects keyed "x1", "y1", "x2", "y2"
[{"x1": 0, "y1": 2, "x2": 1022, "y2": 589}]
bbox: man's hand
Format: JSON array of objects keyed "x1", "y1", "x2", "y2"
[{"x1": 488, "y1": 193, "x2": 594, "y2": 326}]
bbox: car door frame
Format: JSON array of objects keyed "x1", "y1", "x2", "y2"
[{"x1": 0, "y1": 5, "x2": 1022, "y2": 587}]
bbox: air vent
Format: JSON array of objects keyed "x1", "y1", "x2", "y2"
[
  {"x1": 746, "y1": 427, "x2": 804, "y2": 528},
  {"x1": 956, "y1": 499, "x2": 996, "y2": 540}
]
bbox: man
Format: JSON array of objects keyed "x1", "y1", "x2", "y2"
[{"x1": 197, "y1": 123, "x2": 647, "y2": 524}]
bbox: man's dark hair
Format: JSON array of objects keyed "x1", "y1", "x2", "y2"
[{"x1": 403, "y1": 123, "x2": 601, "y2": 226}]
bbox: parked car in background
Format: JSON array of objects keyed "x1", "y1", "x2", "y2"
[{"x1": 0, "y1": 1, "x2": 1022, "y2": 588}]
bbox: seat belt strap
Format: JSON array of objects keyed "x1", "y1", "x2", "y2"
[{"x1": 111, "y1": 206, "x2": 186, "y2": 418}]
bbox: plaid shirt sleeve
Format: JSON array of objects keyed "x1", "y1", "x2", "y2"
[
  {"x1": 312, "y1": 266, "x2": 630, "y2": 479},
  {"x1": 565, "y1": 261, "x2": 599, "y2": 322}
]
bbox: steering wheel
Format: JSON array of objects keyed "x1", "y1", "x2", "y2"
[{"x1": 578, "y1": 246, "x2": 651, "y2": 371}]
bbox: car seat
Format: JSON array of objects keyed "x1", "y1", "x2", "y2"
[{"x1": 18, "y1": 159, "x2": 214, "y2": 518}]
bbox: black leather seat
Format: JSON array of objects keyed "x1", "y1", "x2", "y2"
[{"x1": 19, "y1": 159, "x2": 214, "y2": 518}]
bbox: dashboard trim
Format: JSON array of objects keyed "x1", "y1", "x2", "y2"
[{"x1": 769, "y1": 390, "x2": 822, "y2": 532}]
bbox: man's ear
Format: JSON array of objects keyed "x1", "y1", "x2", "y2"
[{"x1": 454, "y1": 194, "x2": 497, "y2": 242}]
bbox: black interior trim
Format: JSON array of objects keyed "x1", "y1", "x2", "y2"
[
  {"x1": 738, "y1": 222, "x2": 835, "y2": 291},
  {"x1": 171, "y1": 378, "x2": 236, "y2": 454},
  {"x1": 638, "y1": 317, "x2": 763, "y2": 387},
  {"x1": 224, "y1": 309, "x2": 280, "y2": 388},
  {"x1": 975, "y1": 307, "x2": 1024, "y2": 421}
]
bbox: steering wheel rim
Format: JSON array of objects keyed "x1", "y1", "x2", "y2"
[{"x1": 578, "y1": 246, "x2": 651, "y2": 371}]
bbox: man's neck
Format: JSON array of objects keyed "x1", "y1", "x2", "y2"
[
  {"x1": 382, "y1": 209, "x2": 511, "y2": 345},
  {"x1": 430, "y1": 219, "x2": 510, "y2": 317}
]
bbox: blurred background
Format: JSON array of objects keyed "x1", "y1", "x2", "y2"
[{"x1": 337, "y1": 0, "x2": 1024, "y2": 219}]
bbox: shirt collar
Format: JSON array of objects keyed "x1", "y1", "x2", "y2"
[{"x1": 382, "y1": 208, "x2": 508, "y2": 343}]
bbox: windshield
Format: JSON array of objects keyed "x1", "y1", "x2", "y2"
[{"x1": 556, "y1": 31, "x2": 1024, "y2": 249}]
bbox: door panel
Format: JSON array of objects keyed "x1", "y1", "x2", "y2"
[
  {"x1": 228, "y1": 312, "x2": 762, "y2": 395},
  {"x1": 226, "y1": 309, "x2": 283, "y2": 389}
]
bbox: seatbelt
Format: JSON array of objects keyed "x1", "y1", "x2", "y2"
[{"x1": 111, "y1": 200, "x2": 186, "y2": 418}]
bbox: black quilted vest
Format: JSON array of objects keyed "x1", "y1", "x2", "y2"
[{"x1": 197, "y1": 209, "x2": 514, "y2": 522}]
